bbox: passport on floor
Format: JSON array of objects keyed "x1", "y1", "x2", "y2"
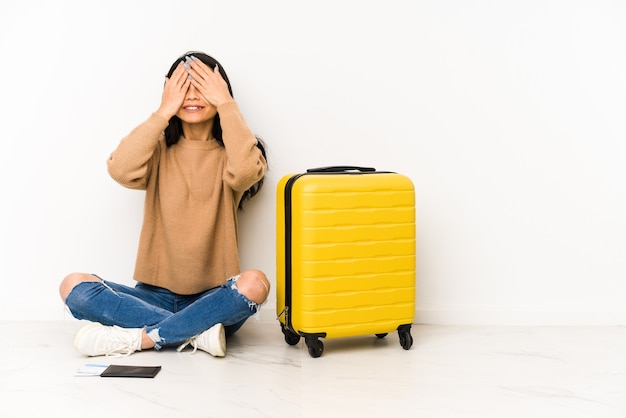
[{"x1": 100, "y1": 365, "x2": 162, "y2": 378}]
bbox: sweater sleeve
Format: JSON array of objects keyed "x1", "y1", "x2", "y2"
[
  {"x1": 107, "y1": 113, "x2": 170, "y2": 190},
  {"x1": 217, "y1": 101, "x2": 267, "y2": 192}
]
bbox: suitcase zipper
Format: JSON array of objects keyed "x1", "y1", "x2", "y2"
[{"x1": 282, "y1": 173, "x2": 305, "y2": 332}]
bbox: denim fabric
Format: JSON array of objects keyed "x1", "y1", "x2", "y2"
[{"x1": 64, "y1": 275, "x2": 260, "y2": 349}]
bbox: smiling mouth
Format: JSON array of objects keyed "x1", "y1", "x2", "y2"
[{"x1": 184, "y1": 106, "x2": 203, "y2": 111}]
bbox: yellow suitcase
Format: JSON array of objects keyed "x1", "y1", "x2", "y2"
[{"x1": 276, "y1": 166, "x2": 416, "y2": 357}]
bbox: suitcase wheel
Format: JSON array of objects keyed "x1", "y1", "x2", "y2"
[
  {"x1": 398, "y1": 325, "x2": 413, "y2": 350},
  {"x1": 280, "y1": 323, "x2": 301, "y2": 346},
  {"x1": 304, "y1": 336, "x2": 324, "y2": 358}
]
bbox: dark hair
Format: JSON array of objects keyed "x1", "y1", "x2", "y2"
[{"x1": 163, "y1": 51, "x2": 266, "y2": 209}]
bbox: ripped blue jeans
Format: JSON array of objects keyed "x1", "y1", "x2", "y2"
[{"x1": 64, "y1": 275, "x2": 260, "y2": 349}]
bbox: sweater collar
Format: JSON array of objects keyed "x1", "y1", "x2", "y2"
[{"x1": 177, "y1": 136, "x2": 221, "y2": 150}]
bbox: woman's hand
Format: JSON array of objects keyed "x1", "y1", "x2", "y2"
[
  {"x1": 187, "y1": 58, "x2": 234, "y2": 108},
  {"x1": 155, "y1": 62, "x2": 191, "y2": 120}
]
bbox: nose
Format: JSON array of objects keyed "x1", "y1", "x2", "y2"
[{"x1": 186, "y1": 84, "x2": 200, "y2": 100}]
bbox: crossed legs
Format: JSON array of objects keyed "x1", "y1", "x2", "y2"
[{"x1": 59, "y1": 269, "x2": 271, "y2": 351}]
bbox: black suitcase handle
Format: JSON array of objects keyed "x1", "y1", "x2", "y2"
[{"x1": 306, "y1": 166, "x2": 376, "y2": 173}]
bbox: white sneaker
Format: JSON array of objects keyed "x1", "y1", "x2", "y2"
[
  {"x1": 177, "y1": 323, "x2": 226, "y2": 357},
  {"x1": 74, "y1": 322, "x2": 142, "y2": 357}
]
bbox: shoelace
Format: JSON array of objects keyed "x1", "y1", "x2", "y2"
[
  {"x1": 104, "y1": 326, "x2": 137, "y2": 357},
  {"x1": 176, "y1": 337, "x2": 200, "y2": 354}
]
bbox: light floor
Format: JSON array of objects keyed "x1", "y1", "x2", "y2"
[{"x1": 1, "y1": 320, "x2": 626, "y2": 418}]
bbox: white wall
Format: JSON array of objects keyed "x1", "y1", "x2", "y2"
[{"x1": 1, "y1": 0, "x2": 624, "y2": 325}]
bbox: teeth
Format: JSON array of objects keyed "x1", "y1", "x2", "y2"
[{"x1": 186, "y1": 106, "x2": 199, "y2": 110}]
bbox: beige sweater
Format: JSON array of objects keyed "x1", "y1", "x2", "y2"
[{"x1": 107, "y1": 102, "x2": 267, "y2": 294}]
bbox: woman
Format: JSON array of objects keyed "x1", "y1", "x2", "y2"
[{"x1": 59, "y1": 52, "x2": 270, "y2": 358}]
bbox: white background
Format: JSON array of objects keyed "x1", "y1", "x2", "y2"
[{"x1": 1, "y1": 0, "x2": 624, "y2": 324}]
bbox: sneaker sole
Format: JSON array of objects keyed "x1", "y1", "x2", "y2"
[{"x1": 214, "y1": 323, "x2": 226, "y2": 357}]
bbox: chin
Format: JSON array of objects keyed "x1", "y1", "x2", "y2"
[{"x1": 180, "y1": 114, "x2": 216, "y2": 124}]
